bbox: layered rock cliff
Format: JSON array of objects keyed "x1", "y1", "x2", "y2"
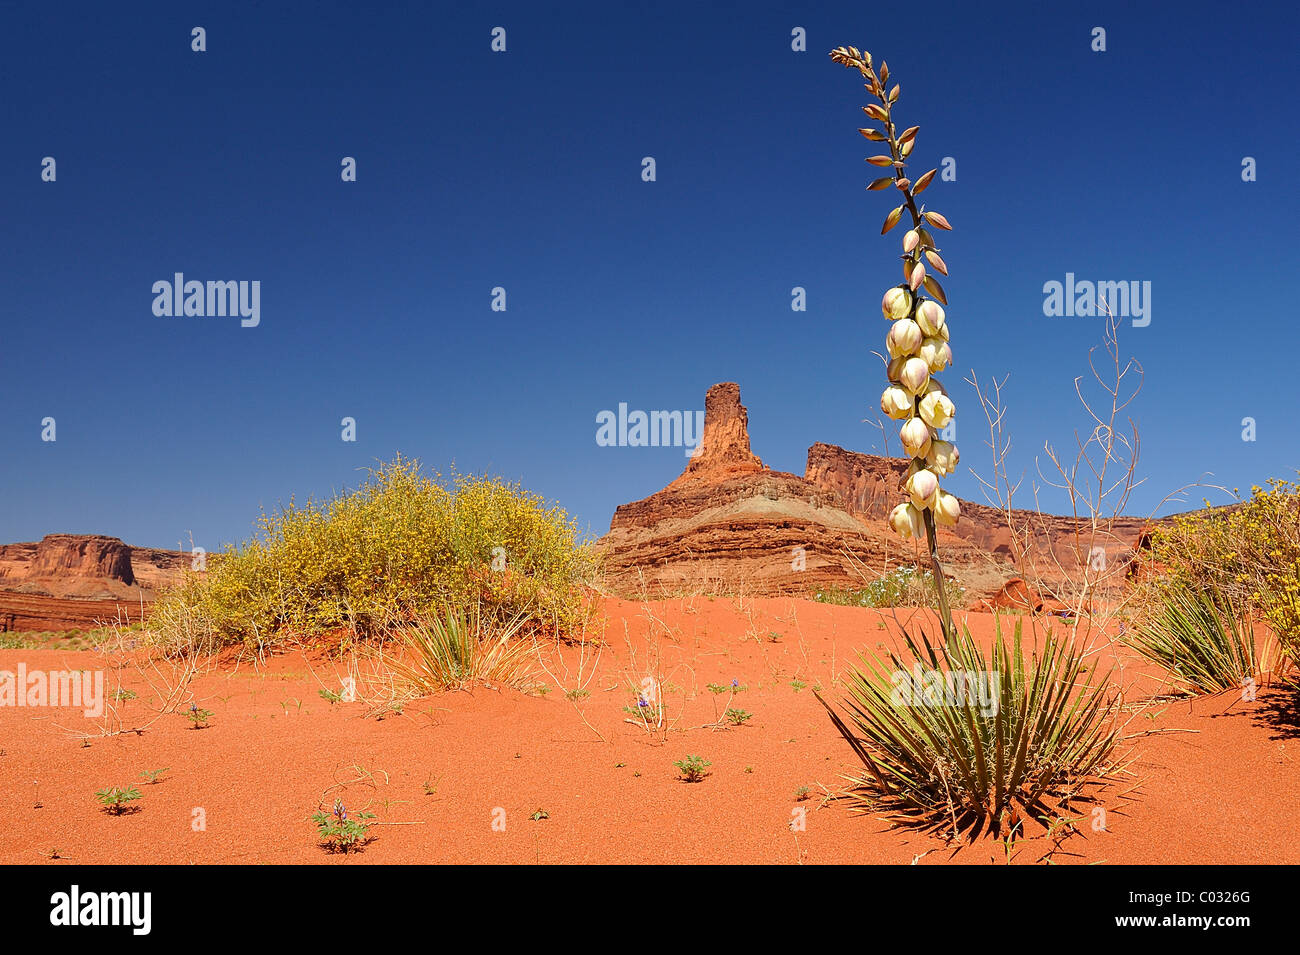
[
  {"x1": 0, "y1": 534, "x2": 188, "y2": 631},
  {"x1": 600, "y1": 382, "x2": 1166, "y2": 603},
  {"x1": 800, "y1": 442, "x2": 1152, "y2": 589},
  {"x1": 601, "y1": 384, "x2": 1005, "y2": 599}
]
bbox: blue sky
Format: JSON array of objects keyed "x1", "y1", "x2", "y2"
[{"x1": 2, "y1": 0, "x2": 1297, "y2": 551}]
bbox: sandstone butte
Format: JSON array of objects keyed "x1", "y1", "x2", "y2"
[
  {"x1": 0, "y1": 534, "x2": 188, "y2": 632},
  {"x1": 598, "y1": 381, "x2": 1165, "y2": 609},
  {"x1": 1, "y1": 383, "x2": 1177, "y2": 632}
]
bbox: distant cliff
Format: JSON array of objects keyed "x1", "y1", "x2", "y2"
[
  {"x1": 600, "y1": 383, "x2": 1177, "y2": 603},
  {"x1": 0, "y1": 534, "x2": 189, "y2": 631}
]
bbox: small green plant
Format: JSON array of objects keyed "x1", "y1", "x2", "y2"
[
  {"x1": 530, "y1": 809, "x2": 549, "y2": 821},
  {"x1": 564, "y1": 688, "x2": 590, "y2": 703},
  {"x1": 725, "y1": 708, "x2": 752, "y2": 726},
  {"x1": 95, "y1": 786, "x2": 142, "y2": 815},
  {"x1": 707, "y1": 680, "x2": 747, "y2": 694},
  {"x1": 705, "y1": 678, "x2": 748, "y2": 726},
  {"x1": 312, "y1": 799, "x2": 375, "y2": 853},
  {"x1": 140, "y1": 768, "x2": 169, "y2": 785},
  {"x1": 112, "y1": 688, "x2": 137, "y2": 702},
  {"x1": 790, "y1": 679, "x2": 807, "y2": 693},
  {"x1": 673, "y1": 755, "x2": 711, "y2": 783},
  {"x1": 185, "y1": 704, "x2": 213, "y2": 729},
  {"x1": 623, "y1": 697, "x2": 665, "y2": 726},
  {"x1": 319, "y1": 688, "x2": 343, "y2": 704},
  {"x1": 794, "y1": 785, "x2": 811, "y2": 802}
]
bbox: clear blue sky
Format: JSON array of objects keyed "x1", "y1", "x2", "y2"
[{"x1": 2, "y1": 0, "x2": 1296, "y2": 551}]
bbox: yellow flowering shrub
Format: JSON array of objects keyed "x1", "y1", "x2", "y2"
[
  {"x1": 149, "y1": 456, "x2": 597, "y2": 650},
  {"x1": 1140, "y1": 478, "x2": 1300, "y2": 663}
]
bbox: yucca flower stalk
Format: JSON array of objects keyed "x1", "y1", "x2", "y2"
[
  {"x1": 819, "y1": 49, "x2": 1125, "y2": 840},
  {"x1": 831, "y1": 45, "x2": 959, "y2": 640}
]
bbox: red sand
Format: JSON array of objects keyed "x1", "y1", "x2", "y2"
[{"x1": 1, "y1": 596, "x2": 1295, "y2": 864}]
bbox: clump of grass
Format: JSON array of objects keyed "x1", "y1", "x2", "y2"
[
  {"x1": 817, "y1": 617, "x2": 1122, "y2": 839},
  {"x1": 1126, "y1": 583, "x2": 1262, "y2": 694},
  {"x1": 385, "y1": 607, "x2": 535, "y2": 693},
  {"x1": 814, "y1": 566, "x2": 964, "y2": 609},
  {"x1": 1137, "y1": 478, "x2": 1299, "y2": 665},
  {"x1": 0, "y1": 629, "x2": 106, "y2": 651}
]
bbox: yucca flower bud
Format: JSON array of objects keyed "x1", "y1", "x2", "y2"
[
  {"x1": 919, "y1": 337, "x2": 952, "y2": 373},
  {"x1": 934, "y1": 491, "x2": 961, "y2": 527},
  {"x1": 898, "y1": 356, "x2": 930, "y2": 394},
  {"x1": 889, "y1": 501, "x2": 924, "y2": 539},
  {"x1": 909, "y1": 261, "x2": 926, "y2": 291},
  {"x1": 886, "y1": 319, "x2": 923, "y2": 358},
  {"x1": 886, "y1": 356, "x2": 906, "y2": 383},
  {"x1": 915, "y1": 300, "x2": 946, "y2": 338},
  {"x1": 918, "y1": 391, "x2": 956, "y2": 429},
  {"x1": 926, "y1": 439, "x2": 960, "y2": 476},
  {"x1": 880, "y1": 385, "x2": 912, "y2": 420},
  {"x1": 882, "y1": 287, "x2": 912, "y2": 321},
  {"x1": 903, "y1": 229, "x2": 920, "y2": 254},
  {"x1": 899, "y1": 416, "x2": 932, "y2": 458},
  {"x1": 905, "y1": 467, "x2": 940, "y2": 508}
]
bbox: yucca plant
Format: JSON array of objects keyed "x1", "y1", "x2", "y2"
[
  {"x1": 385, "y1": 606, "x2": 535, "y2": 693},
  {"x1": 816, "y1": 618, "x2": 1122, "y2": 838},
  {"x1": 820, "y1": 43, "x2": 1125, "y2": 842},
  {"x1": 1126, "y1": 583, "x2": 1261, "y2": 694}
]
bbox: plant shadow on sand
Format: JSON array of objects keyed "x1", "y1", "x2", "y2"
[{"x1": 1249, "y1": 686, "x2": 1300, "y2": 741}]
